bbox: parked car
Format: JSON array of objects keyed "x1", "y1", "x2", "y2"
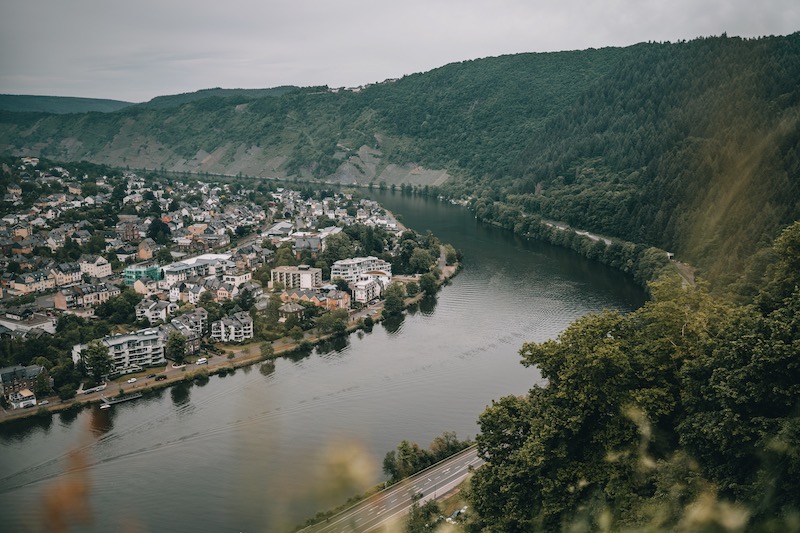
[
  {"x1": 155, "y1": 375, "x2": 167, "y2": 381},
  {"x1": 146, "y1": 374, "x2": 156, "y2": 379},
  {"x1": 195, "y1": 357, "x2": 208, "y2": 365},
  {"x1": 127, "y1": 377, "x2": 137, "y2": 384}
]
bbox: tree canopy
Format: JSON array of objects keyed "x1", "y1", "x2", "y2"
[{"x1": 468, "y1": 223, "x2": 800, "y2": 531}]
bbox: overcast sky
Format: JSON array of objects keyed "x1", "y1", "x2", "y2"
[{"x1": 1, "y1": 0, "x2": 797, "y2": 103}]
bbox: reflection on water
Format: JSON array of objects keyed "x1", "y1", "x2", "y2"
[
  {"x1": 285, "y1": 344, "x2": 314, "y2": 362},
  {"x1": 315, "y1": 335, "x2": 349, "y2": 355},
  {"x1": 382, "y1": 314, "x2": 405, "y2": 334},
  {"x1": 170, "y1": 383, "x2": 191, "y2": 406},
  {"x1": 419, "y1": 295, "x2": 437, "y2": 316},
  {"x1": 88, "y1": 405, "x2": 114, "y2": 436},
  {"x1": 0, "y1": 411, "x2": 53, "y2": 443},
  {"x1": 259, "y1": 361, "x2": 276, "y2": 376},
  {"x1": 58, "y1": 406, "x2": 81, "y2": 426}
]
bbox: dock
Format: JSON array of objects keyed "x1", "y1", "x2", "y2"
[{"x1": 100, "y1": 392, "x2": 143, "y2": 405}]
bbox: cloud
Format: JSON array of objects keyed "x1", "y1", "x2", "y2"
[{"x1": 0, "y1": 0, "x2": 797, "y2": 101}]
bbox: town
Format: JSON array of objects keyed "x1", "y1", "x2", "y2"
[{"x1": 0, "y1": 157, "x2": 458, "y2": 415}]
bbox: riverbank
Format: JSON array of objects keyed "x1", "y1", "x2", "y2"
[{"x1": 0, "y1": 257, "x2": 461, "y2": 425}]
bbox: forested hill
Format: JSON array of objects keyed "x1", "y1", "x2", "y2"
[
  {"x1": 1, "y1": 33, "x2": 799, "y2": 288},
  {"x1": 0, "y1": 94, "x2": 133, "y2": 113}
]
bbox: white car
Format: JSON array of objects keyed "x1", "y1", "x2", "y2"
[{"x1": 127, "y1": 377, "x2": 137, "y2": 384}]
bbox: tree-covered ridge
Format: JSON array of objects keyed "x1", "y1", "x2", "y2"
[
  {"x1": 0, "y1": 94, "x2": 133, "y2": 114},
  {"x1": 0, "y1": 33, "x2": 799, "y2": 289},
  {"x1": 468, "y1": 221, "x2": 800, "y2": 532}
]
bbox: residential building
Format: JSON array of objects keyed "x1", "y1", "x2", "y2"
[
  {"x1": 210, "y1": 311, "x2": 254, "y2": 343},
  {"x1": 54, "y1": 282, "x2": 121, "y2": 310},
  {"x1": 0, "y1": 309, "x2": 57, "y2": 334},
  {"x1": 79, "y1": 255, "x2": 112, "y2": 278},
  {"x1": 9, "y1": 389, "x2": 37, "y2": 409},
  {"x1": 138, "y1": 238, "x2": 157, "y2": 260},
  {"x1": 270, "y1": 265, "x2": 322, "y2": 290},
  {"x1": 353, "y1": 278, "x2": 381, "y2": 303},
  {"x1": 135, "y1": 299, "x2": 179, "y2": 324},
  {"x1": 11, "y1": 270, "x2": 55, "y2": 294},
  {"x1": 1, "y1": 364, "x2": 49, "y2": 398},
  {"x1": 278, "y1": 302, "x2": 305, "y2": 322},
  {"x1": 72, "y1": 328, "x2": 166, "y2": 375},
  {"x1": 330, "y1": 256, "x2": 392, "y2": 284},
  {"x1": 51, "y1": 262, "x2": 82, "y2": 287},
  {"x1": 222, "y1": 270, "x2": 252, "y2": 289},
  {"x1": 123, "y1": 262, "x2": 161, "y2": 286}
]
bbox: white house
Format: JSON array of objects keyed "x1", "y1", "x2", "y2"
[{"x1": 210, "y1": 311, "x2": 254, "y2": 343}]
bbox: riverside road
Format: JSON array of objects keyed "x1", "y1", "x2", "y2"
[{"x1": 300, "y1": 445, "x2": 484, "y2": 533}]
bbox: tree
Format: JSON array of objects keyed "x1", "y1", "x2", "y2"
[
  {"x1": 147, "y1": 217, "x2": 172, "y2": 245},
  {"x1": 316, "y1": 309, "x2": 349, "y2": 335},
  {"x1": 289, "y1": 326, "x2": 304, "y2": 342},
  {"x1": 156, "y1": 247, "x2": 173, "y2": 264},
  {"x1": 419, "y1": 273, "x2": 438, "y2": 295},
  {"x1": 84, "y1": 339, "x2": 112, "y2": 384},
  {"x1": 405, "y1": 497, "x2": 440, "y2": 533},
  {"x1": 165, "y1": 331, "x2": 187, "y2": 364},
  {"x1": 332, "y1": 277, "x2": 350, "y2": 293},
  {"x1": 320, "y1": 232, "x2": 355, "y2": 266},
  {"x1": 34, "y1": 372, "x2": 51, "y2": 396},
  {"x1": 237, "y1": 288, "x2": 256, "y2": 312},
  {"x1": 383, "y1": 283, "x2": 405, "y2": 316},
  {"x1": 405, "y1": 281, "x2": 420, "y2": 296}
]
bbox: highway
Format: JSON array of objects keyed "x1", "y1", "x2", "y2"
[{"x1": 300, "y1": 445, "x2": 484, "y2": 533}]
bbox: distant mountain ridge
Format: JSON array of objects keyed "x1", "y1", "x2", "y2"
[
  {"x1": 1, "y1": 33, "x2": 798, "y2": 288},
  {"x1": 0, "y1": 94, "x2": 134, "y2": 114},
  {"x1": 136, "y1": 86, "x2": 298, "y2": 109}
]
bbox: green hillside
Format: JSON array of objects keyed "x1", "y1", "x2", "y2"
[
  {"x1": 136, "y1": 86, "x2": 298, "y2": 109},
  {"x1": 0, "y1": 94, "x2": 134, "y2": 113},
  {"x1": 0, "y1": 33, "x2": 798, "y2": 289}
]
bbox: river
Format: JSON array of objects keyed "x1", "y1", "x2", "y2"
[{"x1": 0, "y1": 192, "x2": 645, "y2": 532}]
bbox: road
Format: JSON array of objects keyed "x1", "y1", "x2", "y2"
[{"x1": 300, "y1": 445, "x2": 484, "y2": 533}]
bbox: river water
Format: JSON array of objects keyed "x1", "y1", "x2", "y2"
[{"x1": 0, "y1": 192, "x2": 644, "y2": 532}]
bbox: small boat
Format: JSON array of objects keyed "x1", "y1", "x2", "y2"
[{"x1": 100, "y1": 404, "x2": 111, "y2": 410}]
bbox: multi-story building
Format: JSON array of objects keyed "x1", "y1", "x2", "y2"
[
  {"x1": 51, "y1": 262, "x2": 82, "y2": 287},
  {"x1": 123, "y1": 262, "x2": 161, "y2": 286},
  {"x1": 11, "y1": 270, "x2": 55, "y2": 294},
  {"x1": 0, "y1": 364, "x2": 49, "y2": 399},
  {"x1": 210, "y1": 311, "x2": 254, "y2": 343},
  {"x1": 158, "y1": 254, "x2": 233, "y2": 289},
  {"x1": 270, "y1": 265, "x2": 322, "y2": 289},
  {"x1": 222, "y1": 270, "x2": 252, "y2": 289},
  {"x1": 353, "y1": 278, "x2": 381, "y2": 303},
  {"x1": 330, "y1": 256, "x2": 392, "y2": 284},
  {"x1": 72, "y1": 328, "x2": 166, "y2": 375},
  {"x1": 135, "y1": 299, "x2": 179, "y2": 324},
  {"x1": 54, "y1": 282, "x2": 121, "y2": 310},
  {"x1": 79, "y1": 255, "x2": 113, "y2": 278}
]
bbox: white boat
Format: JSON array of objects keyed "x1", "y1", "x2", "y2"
[{"x1": 100, "y1": 403, "x2": 111, "y2": 410}]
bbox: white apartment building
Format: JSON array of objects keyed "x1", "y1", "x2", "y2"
[
  {"x1": 158, "y1": 253, "x2": 233, "y2": 289},
  {"x1": 270, "y1": 265, "x2": 322, "y2": 289},
  {"x1": 73, "y1": 328, "x2": 166, "y2": 375},
  {"x1": 222, "y1": 270, "x2": 252, "y2": 289},
  {"x1": 79, "y1": 255, "x2": 113, "y2": 278},
  {"x1": 210, "y1": 311, "x2": 254, "y2": 343},
  {"x1": 330, "y1": 256, "x2": 392, "y2": 284},
  {"x1": 353, "y1": 278, "x2": 381, "y2": 303}
]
